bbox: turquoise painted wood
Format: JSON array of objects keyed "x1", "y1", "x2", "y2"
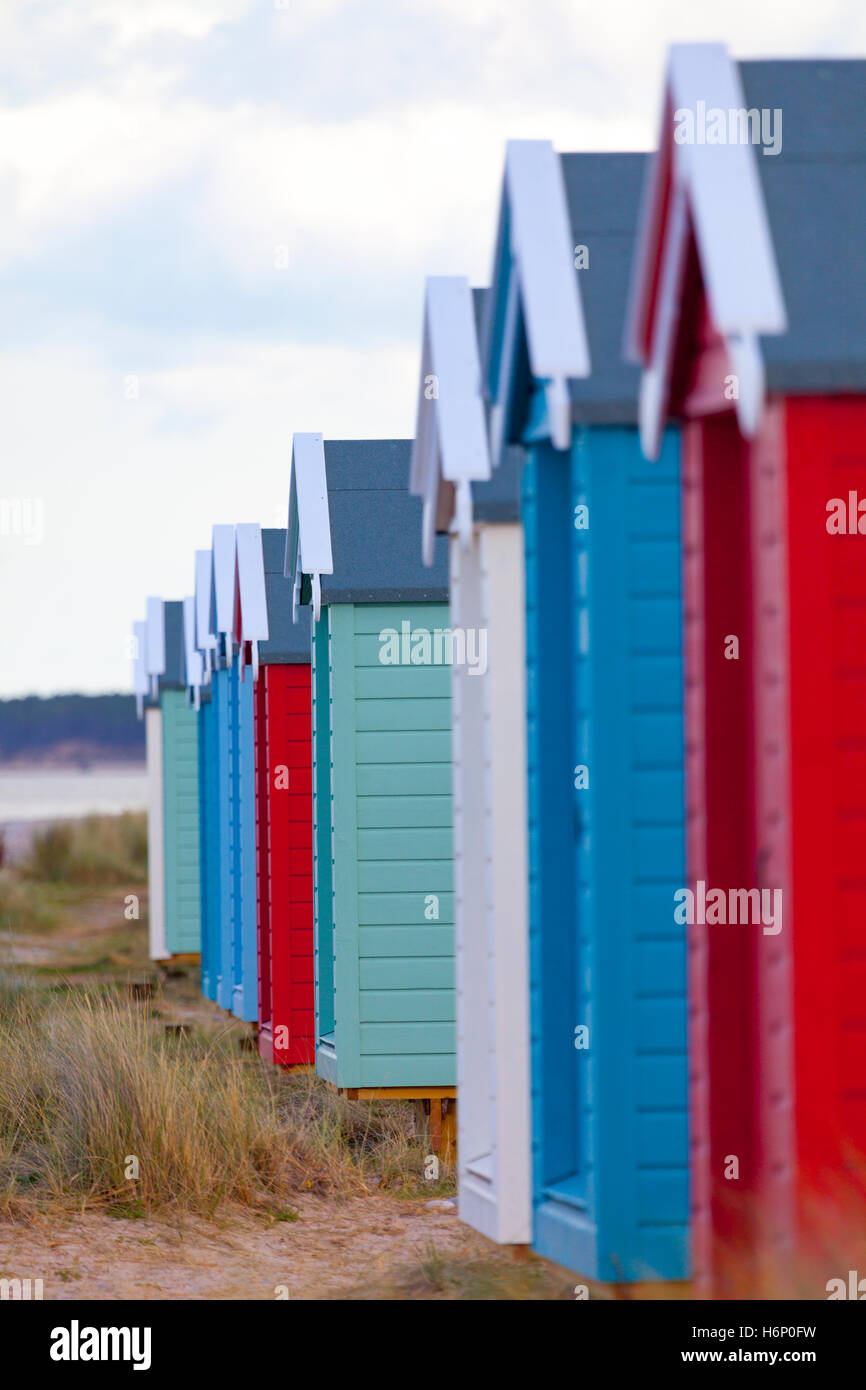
[
  {"x1": 198, "y1": 695, "x2": 220, "y2": 1000},
  {"x1": 313, "y1": 602, "x2": 455, "y2": 1089},
  {"x1": 160, "y1": 689, "x2": 201, "y2": 955},
  {"x1": 230, "y1": 659, "x2": 258, "y2": 1022},
  {"x1": 524, "y1": 426, "x2": 688, "y2": 1282}
]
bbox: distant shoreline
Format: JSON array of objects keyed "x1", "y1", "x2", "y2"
[{"x1": 0, "y1": 754, "x2": 146, "y2": 771}]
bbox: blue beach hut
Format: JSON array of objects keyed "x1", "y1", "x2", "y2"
[{"x1": 482, "y1": 143, "x2": 688, "y2": 1281}]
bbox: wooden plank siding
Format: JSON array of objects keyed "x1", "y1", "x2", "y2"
[
  {"x1": 312, "y1": 611, "x2": 336, "y2": 1078},
  {"x1": 571, "y1": 425, "x2": 688, "y2": 1281},
  {"x1": 314, "y1": 601, "x2": 456, "y2": 1089},
  {"x1": 230, "y1": 661, "x2": 258, "y2": 1022},
  {"x1": 160, "y1": 689, "x2": 201, "y2": 955},
  {"x1": 213, "y1": 667, "x2": 234, "y2": 1012},
  {"x1": 261, "y1": 664, "x2": 315, "y2": 1067},
  {"x1": 782, "y1": 397, "x2": 866, "y2": 1227},
  {"x1": 198, "y1": 696, "x2": 220, "y2": 999},
  {"x1": 525, "y1": 428, "x2": 688, "y2": 1283},
  {"x1": 145, "y1": 706, "x2": 168, "y2": 960}
]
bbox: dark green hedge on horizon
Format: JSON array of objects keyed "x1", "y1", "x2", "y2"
[{"x1": 0, "y1": 693, "x2": 145, "y2": 759}]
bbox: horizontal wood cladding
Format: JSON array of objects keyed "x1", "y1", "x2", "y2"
[
  {"x1": 161, "y1": 690, "x2": 201, "y2": 954},
  {"x1": 322, "y1": 602, "x2": 455, "y2": 1089},
  {"x1": 261, "y1": 663, "x2": 314, "y2": 1067}
]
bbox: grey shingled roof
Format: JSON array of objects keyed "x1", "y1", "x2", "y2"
[
  {"x1": 322, "y1": 440, "x2": 449, "y2": 604},
  {"x1": 560, "y1": 152, "x2": 645, "y2": 424},
  {"x1": 161, "y1": 600, "x2": 185, "y2": 690},
  {"x1": 260, "y1": 527, "x2": 310, "y2": 663},
  {"x1": 471, "y1": 444, "x2": 525, "y2": 523},
  {"x1": 740, "y1": 60, "x2": 866, "y2": 393}
]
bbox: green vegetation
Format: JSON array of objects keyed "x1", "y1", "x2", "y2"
[
  {"x1": 0, "y1": 979, "x2": 451, "y2": 1219},
  {"x1": 23, "y1": 812, "x2": 148, "y2": 886},
  {"x1": 0, "y1": 692, "x2": 144, "y2": 762}
]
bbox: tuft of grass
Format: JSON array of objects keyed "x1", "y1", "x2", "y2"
[
  {"x1": 337, "y1": 1244, "x2": 577, "y2": 1301},
  {"x1": 0, "y1": 870, "x2": 58, "y2": 934},
  {"x1": 24, "y1": 813, "x2": 147, "y2": 886},
  {"x1": 0, "y1": 976, "x2": 451, "y2": 1219}
]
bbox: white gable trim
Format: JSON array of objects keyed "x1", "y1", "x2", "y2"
[
  {"x1": 504, "y1": 140, "x2": 590, "y2": 447},
  {"x1": 145, "y1": 596, "x2": 165, "y2": 700},
  {"x1": 182, "y1": 595, "x2": 204, "y2": 708},
  {"x1": 410, "y1": 277, "x2": 491, "y2": 564},
  {"x1": 638, "y1": 182, "x2": 690, "y2": 461},
  {"x1": 132, "y1": 619, "x2": 149, "y2": 718},
  {"x1": 194, "y1": 549, "x2": 217, "y2": 677},
  {"x1": 290, "y1": 433, "x2": 332, "y2": 623},
  {"x1": 212, "y1": 524, "x2": 236, "y2": 666},
  {"x1": 235, "y1": 523, "x2": 269, "y2": 679},
  {"x1": 668, "y1": 44, "x2": 786, "y2": 338},
  {"x1": 631, "y1": 43, "x2": 787, "y2": 455}
]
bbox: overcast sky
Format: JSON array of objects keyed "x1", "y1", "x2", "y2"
[{"x1": 1, "y1": 0, "x2": 863, "y2": 696}]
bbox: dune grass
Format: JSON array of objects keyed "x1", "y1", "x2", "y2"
[
  {"x1": 23, "y1": 812, "x2": 148, "y2": 887},
  {"x1": 0, "y1": 869, "x2": 59, "y2": 934},
  {"x1": 0, "y1": 975, "x2": 452, "y2": 1220}
]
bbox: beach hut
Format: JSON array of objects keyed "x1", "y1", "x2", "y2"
[
  {"x1": 209, "y1": 524, "x2": 241, "y2": 1012},
  {"x1": 139, "y1": 597, "x2": 202, "y2": 961},
  {"x1": 252, "y1": 528, "x2": 314, "y2": 1069},
  {"x1": 143, "y1": 598, "x2": 168, "y2": 961},
  {"x1": 626, "y1": 44, "x2": 866, "y2": 1293},
  {"x1": 206, "y1": 523, "x2": 259, "y2": 1022},
  {"x1": 482, "y1": 142, "x2": 689, "y2": 1282},
  {"x1": 194, "y1": 548, "x2": 220, "y2": 1001},
  {"x1": 223, "y1": 523, "x2": 269, "y2": 1024},
  {"x1": 158, "y1": 598, "x2": 201, "y2": 959},
  {"x1": 287, "y1": 434, "x2": 456, "y2": 1139},
  {"x1": 410, "y1": 277, "x2": 531, "y2": 1243}
]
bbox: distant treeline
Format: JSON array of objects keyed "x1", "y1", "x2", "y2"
[{"x1": 0, "y1": 694, "x2": 145, "y2": 764}]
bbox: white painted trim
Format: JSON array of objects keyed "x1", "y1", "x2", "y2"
[
  {"x1": 668, "y1": 43, "x2": 787, "y2": 337},
  {"x1": 481, "y1": 524, "x2": 531, "y2": 1244},
  {"x1": 726, "y1": 331, "x2": 766, "y2": 438},
  {"x1": 412, "y1": 276, "x2": 490, "y2": 490},
  {"x1": 194, "y1": 549, "x2": 218, "y2": 667},
  {"x1": 145, "y1": 596, "x2": 165, "y2": 698},
  {"x1": 145, "y1": 706, "x2": 169, "y2": 961},
  {"x1": 132, "y1": 619, "x2": 149, "y2": 710},
  {"x1": 505, "y1": 140, "x2": 590, "y2": 386},
  {"x1": 631, "y1": 43, "x2": 787, "y2": 452},
  {"x1": 638, "y1": 182, "x2": 690, "y2": 461},
  {"x1": 235, "y1": 523, "x2": 269, "y2": 646},
  {"x1": 182, "y1": 595, "x2": 203, "y2": 696},
  {"x1": 211, "y1": 524, "x2": 236, "y2": 662},
  {"x1": 292, "y1": 433, "x2": 333, "y2": 576},
  {"x1": 453, "y1": 525, "x2": 532, "y2": 1245},
  {"x1": 451, "y1": 534, "x2": 493, "y2": 1193}
]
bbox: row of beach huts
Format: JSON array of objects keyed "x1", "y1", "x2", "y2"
[{"x1": 130, "y1": 45, "x2": 866, "y2": 1297}]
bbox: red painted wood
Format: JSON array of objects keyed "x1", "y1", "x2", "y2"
[
  {"x1": 783, "y1": 397, "x2": 866, "y2": 1227},
  {"x1": 683, "y1": 412, "x2": 761, "y2": 1296},
  {"x1": 254, "y1": 675, "x2": 272, "y2": 1042},
  {"x1": 256, "y1": 664, "x2": 315, "y2": 1067}
]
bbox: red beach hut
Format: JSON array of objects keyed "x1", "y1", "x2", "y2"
[
  {"x1": 245, "y1": 527, "x2": 314, "y2": 1069},
  {"x1": 627, "y1": 44, "x2": 866, "y2": 1294}
]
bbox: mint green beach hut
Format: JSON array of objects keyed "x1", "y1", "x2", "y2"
[
  {"x1": 286, "y1": 434, "x2": 455, "y2": 1136},
  {"x1": 159, "y1": 597, "x2": 202, "y2": 958}
]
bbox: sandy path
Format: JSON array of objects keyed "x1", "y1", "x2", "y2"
[{"x1": 0, "y1": 1196, "x2": 508, "y2": 1301}]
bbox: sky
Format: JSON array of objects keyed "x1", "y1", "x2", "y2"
[{"x1": 1, "y1": 0, "x2": 864, "y2": 697}]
